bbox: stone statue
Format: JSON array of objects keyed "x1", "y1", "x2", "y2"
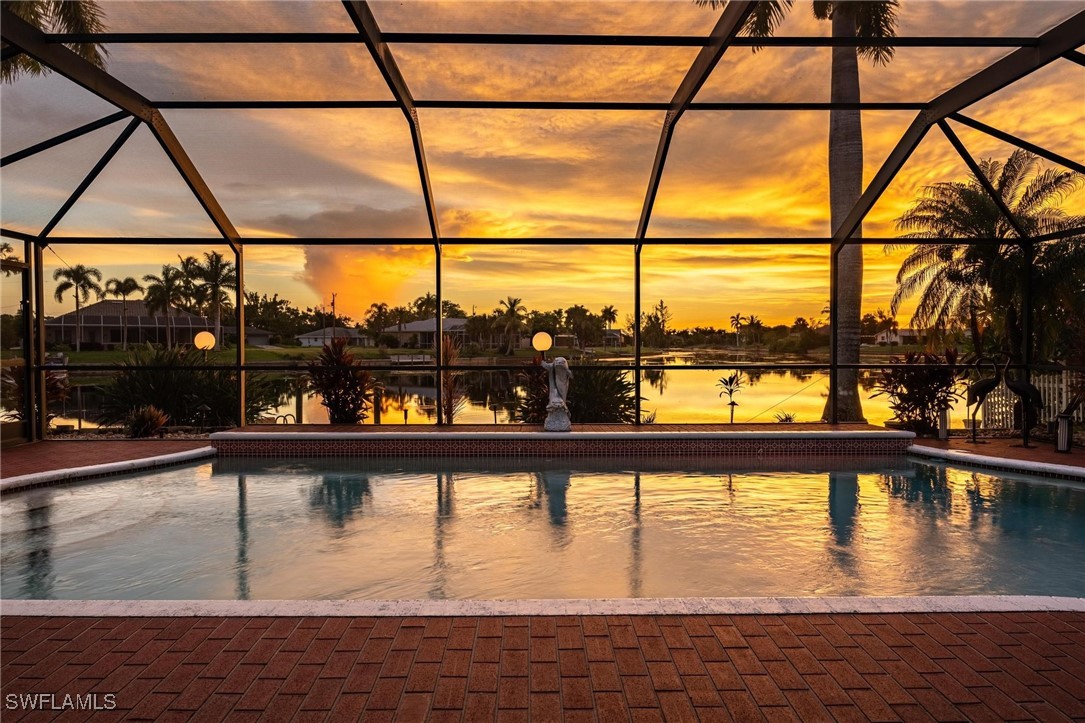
[{"x1": 541, "y1": 356, "x2": 572, "y2": 432}]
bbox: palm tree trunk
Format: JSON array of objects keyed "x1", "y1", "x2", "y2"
[
  {"x1": 826, "y1": 5, "x2": 866, "y2": 422},
  {"x1": 214, "y1": 299, "x2": 221, "y2": 350},
  {"x1": 121, "y1": 296, "x2": 128, "y2": 350},
  {"x1": 75, "y1": 296, "x2": 82, "y2": 353}
]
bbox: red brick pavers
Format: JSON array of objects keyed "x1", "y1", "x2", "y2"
[
  {"x1": 3, "y1": 612, "x2": 1084, "y2": 721},
  {"x1": 0, "y1": 441, "x2": 210, "y2": 480},
  {"x1": 921, "y1": 437, "x2": 1085, "y2": 468}
]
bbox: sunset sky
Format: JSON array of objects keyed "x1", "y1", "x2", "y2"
[{"x1": 2, "y1": 0, "x2": 1082, "y2": 328}]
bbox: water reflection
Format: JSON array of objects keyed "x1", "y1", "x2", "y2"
[
  {"x1": 4, "y1": 457, "x2": 1084, "y2": 600},
  {"x1": 20, "y1": 496, "x2": 55, "y2": 599},
  {"x1": 309, "y1": 474, "x2": 372, "y2": 528},
  {"x1": 236, "y1": 474, "x2": 250, "y2": 600}
]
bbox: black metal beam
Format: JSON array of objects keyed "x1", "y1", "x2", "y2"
[
  {"x1": 39, "y1": 118, "x2": 140, "y2": 240},
  {"x1": 1, "y1": 8, "x2": 242, "y2": 254},
  {"x1": 1033, "y1": 225, "x2": 1085, "y2": 243},
  {"x1": 1, "y1": 43, "x2": 22, "y2": 61},
  {"x1": 154, "y1": 100, "x2": 926, "y2": 111},
  {"x1": 1064, "y1": 49, "x2": 1085, "y2": 67},
  {"x1": 949, "y1": 113, "x2": 1085, "y2": 175},
  {"x1": 938, "y1": 120, "x2": 1029, "y2": 239},
  {"x1": 28, "y1": 235, "x2": 1026, "y2": 246},
  {"x1": 342, "y1": 1, "x2": 440, "y2": 245},
  {"x1": 636, "y1": 1, "x2": 756, "y2": 247},
  {"x1": 831, "y1": 9, "x2": 1085, "y2": 251},
  {"x1": 1, "y1": 110, "x2": 130, "y2": 167},
  {"x1": 42, "y1": 32, "x2": 1041, "y2": 48},
  {"x1": 0, "y1": 228, "x2": 39, "y2": 242}
]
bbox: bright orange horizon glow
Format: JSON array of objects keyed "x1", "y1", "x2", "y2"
[{"x1": 4, "y1": 1, "x2": 1082, "y2": 327}]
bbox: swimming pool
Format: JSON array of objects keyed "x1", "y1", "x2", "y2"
[{"x1": 2, "y1": 456, "x2": 1083, "y2": 600}]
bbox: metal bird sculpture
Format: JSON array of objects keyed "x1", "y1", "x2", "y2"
[
  {"x1": 1002, "y1": 355, "x2": 1044, "y2": 448},
  {"x1": 965, "y1": 355, "x2": 1002, "y2": 444}
]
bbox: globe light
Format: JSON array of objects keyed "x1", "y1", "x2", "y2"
[
  {"x1": 532, "y1": 331, "x2": 553, "y2": 352},
  {"x1": 194, "y1": 331, "x2": 216, "y2": 351}
]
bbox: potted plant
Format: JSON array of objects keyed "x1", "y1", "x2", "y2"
[
  {"x1": 871, "y1": 349, "x2": 965, "y2": 436},
  {"x1": 717, "y1": 371, "x2": 746, "y2": 424},
  {"x1": 306, "y1": 337, "x2": 374, "y2": 424}
]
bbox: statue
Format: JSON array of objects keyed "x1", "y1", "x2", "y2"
[{"x1": 541, "y1": 356, "x2": 572, "y2": 431}]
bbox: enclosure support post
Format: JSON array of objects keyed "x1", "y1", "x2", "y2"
[
  {"x1": 634, "y1": 246, "x2": 642, "y2": 426},
  {"x1": 435, "y1": 244, "x2": 444, "y2": 426},
  {"x1": 235, "y1": 247, "x2": 246, "y2": 427},
  {"x1": 32, "y1": 241, "x2": 47, "y2": 440},
  {"x1": 829, "y1": 245, "x2": 840, "y2": 425},
  {"x1": 1022, "y1": 241, "x2": 1034, "y2": 382}
]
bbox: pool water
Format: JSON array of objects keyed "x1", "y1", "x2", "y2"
[{"x1": 2, "y1": 456, "x2": 1083, "y2": 600}]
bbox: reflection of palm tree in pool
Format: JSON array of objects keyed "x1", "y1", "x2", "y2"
[
  {"x1": 310, "y1": 474, "x2": 372, "y2": 528},
  {"x1": 21, "y1": 498, "x2": 55, "y2": 599},
  {"x1": 827, "y1": 473, "x2": 861, "y2": 584},
  {"x1": 429, "y1": 472, "x2": 454, "y2": 599}
]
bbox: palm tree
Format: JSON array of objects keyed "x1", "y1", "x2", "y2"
[
  {"x1": 2, "y1": 1, "x2": 109, "y2": 83},
  {"x1": 143, "y1": 265, "x2": 185, "y2": 348},
  {"x1": 600, "y1": 305, "x2": 618, "y2": 330},
  {"x1": 52, "y1": 264, "x2": 102, "y2": 352},
  {"x1": 413, "y1": 293, "x2": 438, "y2": 319},
  {"x1": 494, "y1": 296, "x2": 527, "y2": 355},
  {"x1": 104, "y1": 276, "x2": 143, "y2": 350},
  {"x1": 730, "y1": 313, "x2": 745, "y2": 348},
  {"x1": 198, "y1": 251, "x2": 237, "y2": 349},
  {"x1": 746, "y1": 314, "x2": 764, "y2": 346},
  {"x1": 700, "y1": 0, "x2": 899, "y2": 421},
  {"x1": 889, "y1": 150, "x2": 1084, "y2": 362}
]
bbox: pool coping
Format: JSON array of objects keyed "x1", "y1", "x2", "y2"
[
  {"x1": 3, "y1": 596, "x2": 1083, "y2": 617},
  {"x1": 0, "y1": 446, "x2": 218, "y2": 493},
  {"x1": 908, "y1": 444, "x2": 1085, "y2": 481}
]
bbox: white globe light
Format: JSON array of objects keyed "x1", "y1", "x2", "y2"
[
  {"x1": 532, "y1": 331, "x2": 553, "y2": 352},
  {"x1": 194, "y1": 331, "x2": 216, "y2": 351}
]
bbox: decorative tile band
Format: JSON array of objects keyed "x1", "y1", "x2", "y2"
[
  {"x1": 212, "y1": 436, "x2": 913, "y2": 457},
  {"x1": 4, "y1": 596, "x2": 1083, "y2": 618}
]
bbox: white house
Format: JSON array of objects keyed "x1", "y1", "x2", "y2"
[
  {"x1": 875, "y1": 328, "x2": 923, "y2": 346},
  {"x1": 381, "y1": 318, "x2": 467, "y2": 348},
  {"x1": 296, "y1": 326, "x2": 370, "y2": 347}
]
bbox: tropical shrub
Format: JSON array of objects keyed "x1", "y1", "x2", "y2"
[
  {"x1": 96, "y1": 344, "x2": 280, "y2": 427},
  {"x1": 127, "y1": 405, "x2": 169, "y2": 438},
  {"x1": 774, "y1": 411, "x2": 797, "y2": 423},
  {"x1": 514, "y1": 359, "x2": 641, "y2": 424},
  {"x1": 0, "y1": 365, "x2": 70, "y2": 423},
  {"x1": 871, "y1": 349, "x2": 965, "y2": 436},
  {"x1": 306, "y1": 337, "x2": 374, "y2": 424}
]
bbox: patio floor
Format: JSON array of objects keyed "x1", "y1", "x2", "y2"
[
  {"x1": 0, "y1": 440, "x2": 210, "y2": 480},
  {"x1": 3, "y1": 611, "x2": 1084, "y2": 721}
]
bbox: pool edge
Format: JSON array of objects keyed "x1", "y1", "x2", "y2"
[
  {"x1": 4, "y1": 596, "x2": 1084, "y2": 617},
  {"x1": 0, "y1": 446, "x2": 218, "y2": 493},
  {"x1": 909, "y1": 444, "x2": 1085, "y2": 481}
]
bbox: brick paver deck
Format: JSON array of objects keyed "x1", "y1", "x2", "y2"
[
  {"x1": 0, "y1": 441, "x2": 210, "y2": 480},
  {"x1": 3, "y1": 612, "x2": 1083, "y2": 721},
  {"x1": 921, "y1": 437, "x2": 1084, "y2": 468}
]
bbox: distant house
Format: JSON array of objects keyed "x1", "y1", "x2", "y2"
[
  {"x1": 603, "y1": 329, "x2": 628, "y2": 347},
  {"x1": 45, "y1": 299, "x2": 212, "y2": 349},
  {"x1": 243, "y1": 327, "x2": 274, "y2": 346},
  {"x1": 296, "y1": 327, "x2": 370, "y2": 348},
  {"x1": 875, "y1": 328, "x2": 923, "y2": 346},
  {"x1": 382, "y1": 318, "x2": 467, "y2": 348}
]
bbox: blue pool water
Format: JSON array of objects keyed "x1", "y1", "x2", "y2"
[{"x1": 2, "y1": 456, "x2": 1083, "y2": 600}]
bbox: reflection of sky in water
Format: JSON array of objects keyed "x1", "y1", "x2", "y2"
[
  {"x1": 50, "y1": 368, "x2": 975, "y2": 428},
  {"x1": 3, "y1": 458, "x2": 1083, "y2": 601}
]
